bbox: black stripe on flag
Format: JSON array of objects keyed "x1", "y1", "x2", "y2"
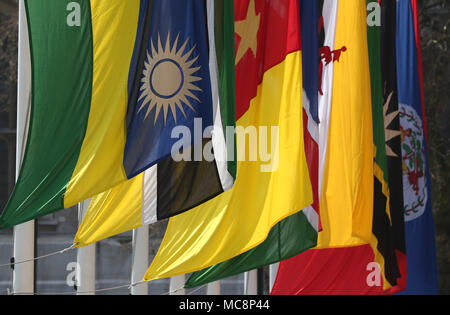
[{"x1": 156, "y1": 139, "x2": 223, "y2": 221}]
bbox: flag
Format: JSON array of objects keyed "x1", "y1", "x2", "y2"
[
  {"x1": 316, "y1": 0, "x2": 337, "y2": 226},
  {"x1": 185, "y1": 0, "x2": 320, "y2": 289},
  {"x1": 311, "y1": 0, "x2": 374, "y2": 249},
  {"x1": 0, "y1": 0, "x2": 139, "y2": 228},
  {"x1": 123, "y1": 0, "x2": 213, "y2": 179},
  {"x1": 143, "y1": 0, "x2": 313, "y2": 282},
  {"x1": 272, "y1": 0, "x2": 377, "y2": 295},
  {"x1": 396, "y1": 0, "x2": 438, "y2": 294},
  {"x1": 74, "y1": 0, "x2": 237, "y2": 247},
  {"x1": 299, "y1": 0, "x2": 320, "y2": 231},
  {"x1": 380, "y1": 0, "x2": 407, "y2": 292},
  {"x1": 366, "y1": 0, "x2": 401, "y2": 291},
  {"x1": 0, "y1": 0, "x2": 232, "y2": 229}
]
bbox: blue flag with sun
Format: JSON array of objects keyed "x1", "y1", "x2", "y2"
[{"x1": 124, "y1": 0, "x2": 213, "y2": 178}]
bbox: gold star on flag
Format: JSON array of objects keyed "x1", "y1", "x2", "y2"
[
  {"x1": 235, "y1": 0, "x2": 261, "y2": 65},
  {"x1": 383, "y1": 91, "x2": 402, "y2": 157}
]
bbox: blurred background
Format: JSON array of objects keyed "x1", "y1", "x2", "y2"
[{"x1": 0, "y1": 0, "x2": 448, "y2": 294}]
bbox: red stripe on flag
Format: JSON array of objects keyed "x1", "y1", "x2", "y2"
[
  {"x1": 303, "y1": 109, "x2": 320, "y2": 230},
  {"x1": 271, "y1": 245, "x2": 406, "y2": 295},
  {"x1": 410, "y1": 0, "x2": 428, "y2": 144},
  {"x1": 271, "y1": 245, "x2": 387, "y2": 295}
]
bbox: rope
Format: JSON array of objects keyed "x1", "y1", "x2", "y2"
[
  {"x1": 162, "y1": 285, "x2": 185, "y2": 295},
  {"x1": 188, "y1": 284, "x2": 208, "y2": 295},
  {"x1": 0, "y1": 244, "x2": 77, "y2": 269},
  {"x1": 3, "y1": 240, "x2": 210, "y2": 295},
  {"x1": 8, "y1": 281, "x2": 143, "y2": 295},
  {"x1": 161, "y1": 283, "x2": 208, "y2": 295},
  {"x1": 7, "y1": 281, "x2": 205, "y2": 296},
  {"x1": 8, "y1": 284, "x2": 130, "y2": 295}
]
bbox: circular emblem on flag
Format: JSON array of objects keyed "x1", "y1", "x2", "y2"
[
  {"x1": 399, "y1": 103, "x2": 428, "y2": 222},
  {"x1": 139, "y1": 33, "x2": 202, "y2": 124}
]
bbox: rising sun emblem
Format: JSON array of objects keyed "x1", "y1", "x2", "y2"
[{"x1": 139, "y1": 33, "x2": 202, "y2": 124}]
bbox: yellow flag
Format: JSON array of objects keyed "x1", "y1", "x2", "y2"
[
  {"x1": 74, "y1": 174, "x2": 143, "y2": 247},
  {"x1": 316, "y1": 0, "x2": 374, "y2": 248},
  {"x1": 144, "y1": 0, "x2": 312, "y2": 281}
]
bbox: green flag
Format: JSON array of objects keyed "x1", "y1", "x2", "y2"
[{"x1": 185, "y1": 211, "x2": 317, "y2": 289}]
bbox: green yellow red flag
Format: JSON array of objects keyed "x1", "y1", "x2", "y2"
[{"x1": 143, "y1": 0, "x2": 313, "y2": 282}]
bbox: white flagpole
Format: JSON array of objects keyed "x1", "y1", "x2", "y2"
[
  {"x1": 244, "y1": 270, "x2": 257, "y2": 295},
  {"x1": 131, "y1": 226, "x2": 149, "y2": 295},
  {"x1": 76, "y1": 200, "x2": 95, "y2": 295},
  {"x1": 170, "y1": 274, "x2": 185, "y2": 295},
  {"x1": 269, "y1": 263, "x2": 279, "y2": 292},
  {"x1": 206, "y1": 281, "x2": 221, "y2": 295},
  {"x1": 12, "y1": 0, "x2": 34, "y2": 295}
]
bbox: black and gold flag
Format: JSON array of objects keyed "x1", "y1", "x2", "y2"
[{"x1": 380, "y1": 0, "x2": 407, "y2": 291}]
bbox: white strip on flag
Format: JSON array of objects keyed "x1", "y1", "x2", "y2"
[{"x1": 318, "y1": 0, "x2": 339, "y2": 201}]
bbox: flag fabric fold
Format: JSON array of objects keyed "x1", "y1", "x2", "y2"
[
  {"x1": 143, "y1": 0, "x2": 313, "y2": 282},
  {"x1": 185, "y1": 212, "x2": 317, "y2": 289}
]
